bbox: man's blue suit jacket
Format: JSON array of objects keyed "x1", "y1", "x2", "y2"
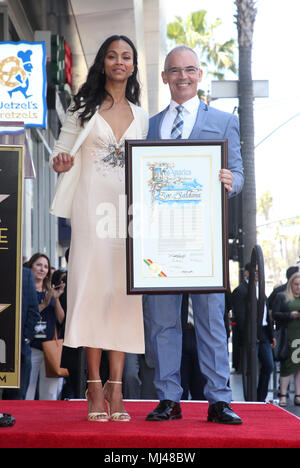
[{"x1": 147, "y1": 99, "x2": 244, "y2": 197}]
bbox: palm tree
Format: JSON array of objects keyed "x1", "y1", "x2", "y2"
[
  {"x1": 167, "y1": 10, "x2": 237, "y2": 84},
  {"x1": 235, "y1": 0, "x2": 257, "y2": 266},
  {"x1": 257, "y1": 190, "x2": 273, "y2": 221}
]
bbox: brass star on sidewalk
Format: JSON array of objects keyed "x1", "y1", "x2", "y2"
[
  {"x1": 0, "y1": 304, "x2": 10, "y2": 314},
  {"x1": 0, "y1": 195, "x2": 9, "y2": 204}
]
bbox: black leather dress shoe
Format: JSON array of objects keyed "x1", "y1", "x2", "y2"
[
  {"x1": 0, "y1": 413, "x2": 16, "y2": 427},
  {"x1": 146, "y1": 400, "x2": 182, "y2": 421},
  {"x1": 207, "y1": 402, "x2": 242, "y2": 425}
]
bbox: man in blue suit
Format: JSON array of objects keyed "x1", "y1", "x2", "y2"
[{"x1": 145, "y1": 45, "x2": 244, "y2": 424}]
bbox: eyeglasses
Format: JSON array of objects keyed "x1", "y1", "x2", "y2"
[{"x1": 166, "y1": 66, "x2": 199, "y2": 75}]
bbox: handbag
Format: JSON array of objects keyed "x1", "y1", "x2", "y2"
[
  {"x1": 42, "y1": 327, "x2": 69, "y2": 378},
  {"x1": 273, "y1": 326, "x2": 289, "y2": 362}
]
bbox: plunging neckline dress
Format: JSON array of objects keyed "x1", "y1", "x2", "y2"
[{"x1": 63, "y1": 112, "x2": 145, "y2": 353}]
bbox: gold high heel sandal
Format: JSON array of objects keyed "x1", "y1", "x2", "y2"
[
  {"x1": 103, "y1": 380, "x2": 131, "y2": 422},
  {"x1": 86, "y1": 380, "x2": 109, "y2": 422}
]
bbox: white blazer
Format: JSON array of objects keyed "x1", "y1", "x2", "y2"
[{"x1": 49, "y1": 102, "x2": 149, "y2": 219}]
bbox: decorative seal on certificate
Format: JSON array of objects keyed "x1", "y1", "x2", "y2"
[{"x1": 144, "y1": 259, "x2": 167, "y2": 277}]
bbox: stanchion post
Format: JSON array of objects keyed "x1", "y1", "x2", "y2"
[{"x1": 242, "y1": 244, "x2": 265, "y2": 401}]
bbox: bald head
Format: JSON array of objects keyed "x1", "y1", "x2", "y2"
[{"x1": 164, "y1": 45, "x2": 200, "y2": 71}]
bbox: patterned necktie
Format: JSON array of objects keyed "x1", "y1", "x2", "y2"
[
  {"x1": 188, "y1": 294, "x2": 194, "y2": 326},
  {"x1": 171, "y1": 105, "x2": 184, "y2": 139}
]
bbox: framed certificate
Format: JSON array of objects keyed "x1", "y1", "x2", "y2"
[{"x1": 125, "y1": 140, "x2": 229, "y2": 294}]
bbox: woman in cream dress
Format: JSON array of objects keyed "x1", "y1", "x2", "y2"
[{"x1": 50, "y1": 36, "x2": 148, "y2": 421}]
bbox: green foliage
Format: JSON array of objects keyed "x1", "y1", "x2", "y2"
[
  {"x1": 167, "y1": 10, "x2": 237, "y2": 80},
  {"x1": 257, "y1": 190, "x2": 273, "y2": 220}
]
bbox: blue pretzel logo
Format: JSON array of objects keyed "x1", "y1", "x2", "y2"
[{"x1": 0, "y1": 49, "x2": 33, "y2": 99}]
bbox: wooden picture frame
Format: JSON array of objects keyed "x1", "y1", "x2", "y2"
[{"x1": 125, "y1": 139, "x2": 229, "y2": 294}]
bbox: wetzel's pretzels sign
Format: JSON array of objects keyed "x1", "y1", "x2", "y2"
[{"x1": 0, "y1": 42, "x2": 47, "y2": 128}]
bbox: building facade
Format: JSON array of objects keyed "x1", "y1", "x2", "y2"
[{"x1": 0, "y1": 0, "x2": 167, "y2": 266}]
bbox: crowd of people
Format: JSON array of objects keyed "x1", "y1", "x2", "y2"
[
  {"x1": 231, "y1": 264, "x2": 300, "y2": 407},
  {"x1": 1, "y1": 252, "x2": 67, "y2": 401}
]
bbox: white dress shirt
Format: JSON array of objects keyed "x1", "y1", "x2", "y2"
[
  {"x1": 256, "y1": 284, "x2": 268, "y2": 326},
  {"x1": 160, "y1": 95, "x2": 200, "y2": 139},
  {"x1": 244, "y1": 279, "x2": 268, "y2": 326}
]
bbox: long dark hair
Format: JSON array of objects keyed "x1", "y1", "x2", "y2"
[
  {"x1": 27, "y1": 253, "x2": 51, "y2": 292},
  {"x1": 70, "y1": 35, "x2": 141, "y2": 127}
]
